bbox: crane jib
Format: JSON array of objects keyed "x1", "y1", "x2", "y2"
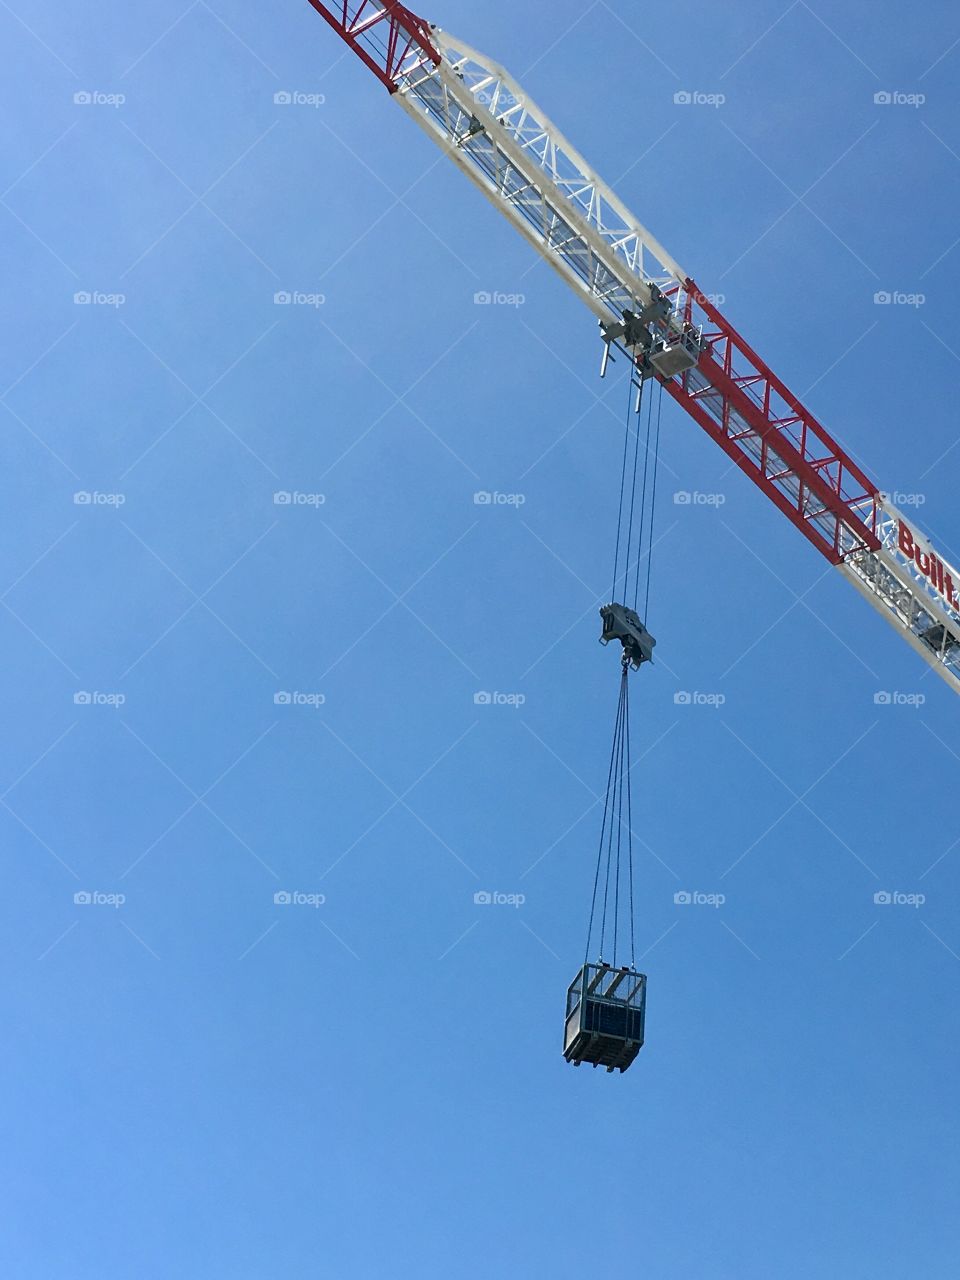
[{"x1": 306, "y1": 0, "x2": 960, "y2": 695}]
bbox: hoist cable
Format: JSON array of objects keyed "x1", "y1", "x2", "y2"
[
  {"x1": 585, "y1": 658, "x2": 637, "y2": 968},
  {"x1": 631, "y1": 381, "x2": 656, "y2": 612},
  {"x1": 624, "y1": 670, "x2": 636, "y2": 968},
  {"x1": 609, "y1": 380, "x2": 634, "y2": 607},
  {"x1": 598, "y1": 672, "x2": 627, "y2": 961},
  {"x1": 619, "y1": 375, "x2": 645, "y2": 604},
  {"x1": 585, "y1": 670, "x2": 627, "y2": 964},
  {"x1": 587, "y1": 373, "x2": 667, "y2": 970},
  {"x1": 643, "y1": 381, "x2": 665, "y2": 621},
  {"x1": 609, "y1": 687, "x2": 626, "y2": 962}
]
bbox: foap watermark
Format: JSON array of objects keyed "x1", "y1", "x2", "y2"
[
  {"x1": 274, "y1": 691, "x2": 325, "y2": 708},
  {"x1": 274, "y1": 290, "x2": 325, "y2": 308},
  {"x1": 474, "y1": 890, "x2": 525, "y2": 907},
  {"x1": 874, "y1": 90, "x2": 925, "y2": 108},
  {"x1": 274, "y1": 890, "x2": 326, "y2": 907},
  {"x1": 74, "y1": 291, "x2": 125, "y2": 308},
  {"x1": 74, "y1": 691, "x2": 125, "y2": 707},
  {"x1": 889, "y1": 490, "x2": 925, "y2": 507},
  {"x1": 474, "y1": 691, "x2": 525, "y2": 708},
  {"x1": 274, "y1": 90, "x2": 326, "y2": 107},
  {"x1": 473, "y1": 290, "x2": 525, "y2": 307},
  {"x1": 74, "y1": 890, "x2": 125, "y2": 908},
  {"x1": 74, "y1": 490, "x2": 125, "y2": 506},
  {"x1": 274, "y1": 490, "x2": 325, "y2": 507},
  {"x1": 74, "y1": 90, "x2": 125, "y2": 108},
  {"x1": 874, "y1": 290, "x2": 925, "y2": 307},
  {"x1": 674, "y1": 890, "x2": 726, "y2": 908},
  {"x1": 674, "y1": 490, "x2": 726, "y2": 507},
  {"x1": 473, "y1": 490, "x2": 525, "y2": 506},
  {"x1": 674, "y1": 90, "x2": 725, "y2": 108},
  {"x1": 474, "y1": 88, "x2": 520, "y2": 110},
  {"x1": 873, "y1": 690, "x2": 925, "y2": 708},
  {"x1": 874, "y1": 890, "x2": 925, "y2": 907},
  {"x1": 674, "y1": 690, "x2": 725, "y2": 708}
]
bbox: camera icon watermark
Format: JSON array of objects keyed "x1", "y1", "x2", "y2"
[
  {"x1": 74, "y1": 490, "x2": 125, "y2": 506},
  {"x1": 73, "y1": 291, "x2": 125, "y2": 308},
  {"x1": 873, "y1": 690, "x2": 924, "y2": 707},
  {"x1": 274, "y1": 691, "x2": 325, "y2": 708},
  {"x1": 274, "y1": 890, "x2": 325, "y2": 907},
  {"x1": 873, "y1": 90, "x2": 925, "y2": 107},
  {"x1": 273, "y1": 290, "x2": 325, "y2": 308},
  {"x1": 74, "y1": 890, "x2": 126, "y2": 907},
  {"x1": 74, "y1": 691, "x2": 125, "y2": 707},
  {"x1": 74, "y1": 90, "x2": 125, "y2": 108},
  {"x1": 473, "y1": 690, "x2": 525, "y2": 707},
  {"x1": 473, "y1": 290, "x2": 525, "y2": 307},
  {"x1": 674, "y1": 890, "x2": 725, "y2": 907},
  {"x1": 873, "y1": 290, "x2": 925, "y2": 307},
  {"x1": 673, "y1": 490, "x2": 725, "y2": 507},
  {"x1": 273, "y1": 90, "x2": 325, "y2": 107},
  {"x1": 874, "y1": 890, "x2": 925, "y2": 907},
  {"x1": 673, "y1": 690, "x2": 725, "y2": 707},
  {"x1": 273, "y1": 490, "x2": 325, "y2": 506},
  {"x1": 473, "y1": 890, "x2": 525, "y2": 907},
  {"x1": 473, "y1": 490, "x2": 525, "y2": 506},
  {"x1": 673, "y1": 89, "x2": 725, "y2": 108},
  {"x1": 474, "y1": 88, "x2": 520, "y2": 110}
]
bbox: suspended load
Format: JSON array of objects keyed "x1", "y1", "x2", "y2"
[{"x1": 564, "y1": 963, "x2": 647, "y2": 1072}]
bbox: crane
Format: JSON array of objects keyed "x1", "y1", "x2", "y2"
[
  {"x1": 305, "y1": 0, "x2": 960, "y2": 697},
  {"x1": 303, "y1": 2, "x2": 957, "y2": 1072}
]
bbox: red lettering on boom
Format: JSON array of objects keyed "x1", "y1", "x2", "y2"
[{"x1": 898, "y1": 518, "x2": 960, "y2": 613}]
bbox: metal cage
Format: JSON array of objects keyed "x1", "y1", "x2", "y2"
[{"x1": 563, "y1": 963, "x2": 646, "y2": 1073}]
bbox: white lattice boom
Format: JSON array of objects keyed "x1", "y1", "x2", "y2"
[{"x1": 307, "y1": 0, "x2": 960, "y2": 695}]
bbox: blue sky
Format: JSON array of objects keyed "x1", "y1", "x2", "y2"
[{"x1": 2, "y1": 0, "x2": 960, "y2": 1275}]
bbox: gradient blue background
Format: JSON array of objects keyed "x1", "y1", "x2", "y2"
[{"x1": 2, "y1": 1, "x2": 959, "y2": 1275}]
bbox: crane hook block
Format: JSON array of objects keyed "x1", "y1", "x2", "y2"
[
  {"x1": 599, "y1": 603, "x2": 655, "y2": 669},
  {"x1": 563, "y1": 962, "x2": 647, "y2": 1073}
]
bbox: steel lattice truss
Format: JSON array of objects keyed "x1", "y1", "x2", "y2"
[
  {"x1": 306, "y1": 0, "x2": 960, "y2": 694},
  {"x1": 400, "y1": 32, "x2": 684, "y2": 320}
]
